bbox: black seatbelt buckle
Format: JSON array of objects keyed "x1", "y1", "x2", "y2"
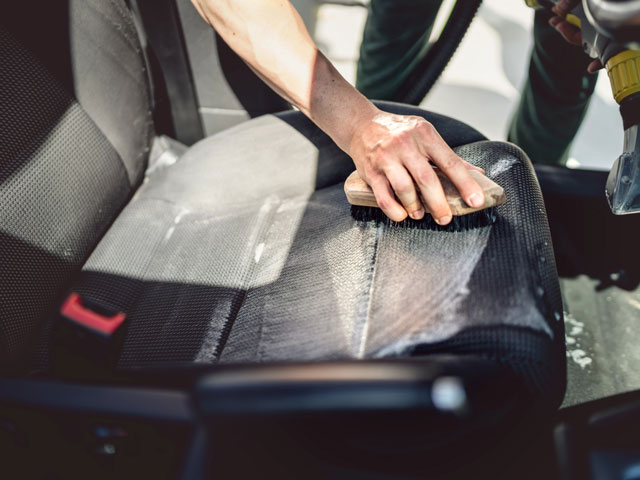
[{"x1": 52, "y1": 293, "x2": 127, "y2": 378}]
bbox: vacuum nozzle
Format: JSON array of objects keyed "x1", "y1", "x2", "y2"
[
  {"x1": 604, "y1": 50, "x2": 640, "y2": 215},
  {"x1": 524, "y1": 1, "x2": 640, "y2": 216},
  {"x1": 606, "y1": 123, "x2": 640, "y2": 215}
]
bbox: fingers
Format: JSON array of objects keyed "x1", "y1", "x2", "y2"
[
  {"x1": 383, "y1": 164, "x2": 425, "y2": 220},
  {"x1": 434, "y1": 151, "x2": 485, "y2": 210},
  {"x1": 368, "y1": 175, "x2": 409, "y2": 222},
  {"x1": 403, "y1": 156, "x2": 453, "y2": 225},
  {"x1": 549, "y1": 0, "x2": 583, "y2": 47},
  {"x1": 461, "y1": 159, "x2": 485, "y2": 174},
  {"x1": 548, "y1": 16, "x2": 604, "y2": 72},
  {"x1": 588, "y1": 59, "x2": 603, "y2": 73},
  {"x1": 552, "y1": 0, "x2": 581, "y2": 17},
  {"x1": 549, "y1": 16, "x2": 582, "y2": 46},
  {"x1": 418, "y1": 128, "x2": 485, "y2": 210},
  {"x1": 352, "y1": 113, "x2": 486, "y2": 226}
]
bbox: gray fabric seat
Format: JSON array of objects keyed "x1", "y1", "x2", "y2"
[
  {"x1": 66, "y1": 107, "x2": 565, "y2": 402},
  {"x1": 2, "y1": 0, "x2": 565, "y2": 408}
]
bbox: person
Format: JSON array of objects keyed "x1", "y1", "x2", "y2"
[
  {"x1": 190, "y1": 0, "x2": 487, "y2": 227},
  {"x1": 356, "y1": 0, "x2": 602, "y2": 166}
]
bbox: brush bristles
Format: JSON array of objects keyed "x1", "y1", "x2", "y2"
[{"x1": 350, "y1": 205, "x2": 497, "y2": 232}]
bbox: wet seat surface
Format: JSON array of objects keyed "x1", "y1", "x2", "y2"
[{"x1": 47, "y1": 104, "x2": 566, "y2": 403}]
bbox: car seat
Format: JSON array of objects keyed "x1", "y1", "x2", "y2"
[{"x1": 0, "y1": 1, "x2": 565, "y2": 477}]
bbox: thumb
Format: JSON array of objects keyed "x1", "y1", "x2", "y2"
[{"x1": 588, "y1": 59, "x2": 603, "y2": 74}]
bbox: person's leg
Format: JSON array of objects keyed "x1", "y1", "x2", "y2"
[
  {"x1": 356, "y1": 0, "x2": 443, "y2": 100},
  {"x1": 508, "y1": 10, "x2": 597, "y2": 165}
]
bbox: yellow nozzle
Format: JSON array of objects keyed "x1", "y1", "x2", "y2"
[
  {"x1": 606, "y1": 50, "x2": 640, "y2": 104},
  {"x1": 522, "y1": 1, "x2": 581, "y2": 28},
  {"x1": 565, "y1": 14, "x2": 581, "y2": 29}
]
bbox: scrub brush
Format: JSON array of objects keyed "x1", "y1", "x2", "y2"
[{"x1": 344, "y1": 169, "x2": 506, "y2": 232}]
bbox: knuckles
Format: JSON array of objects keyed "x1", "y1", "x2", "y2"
[
  {"x1": 378, "y1": 135, "x2": 407, "y2": 152},
  {"x1": 417, "y1": 119, "x2": 435, "y2": 135},
  {"x1": 362, "y1": 155, "x2": 383, "y2": 177},
  {"x1": 416, "y1": 167, "x2": 436, "y2": 187},
  {"x1": 438, "y1": 155, "x2": 457, "y2": 171},
  {"x1": 365, "y1": 116, "x2": 435, "y2": 160},
  {"x1": 359, "y1": 115, "x2": 440, "y2": 186}
]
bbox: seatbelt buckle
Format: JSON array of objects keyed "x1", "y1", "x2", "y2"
[
  {"x1": 52, "y1": 292, "x2": 127, "y2": 378},
  {"x1": 60, "y1": 292, "x2": 126, "y2": 336}
]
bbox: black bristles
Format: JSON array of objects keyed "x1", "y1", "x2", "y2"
[{"x1": 350, "y1": 205, "x2": 497, "y2": 232}]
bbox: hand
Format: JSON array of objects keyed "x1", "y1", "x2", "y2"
[
  {"x1": 348, "y1": 110, "x2": 486, "y2": 225},
  {"x1": 189, "y1": 0, "x2": 484, "y2": 226},
  {"x1": 549, "y1": 0, "x2": 603, "y2": 73}
]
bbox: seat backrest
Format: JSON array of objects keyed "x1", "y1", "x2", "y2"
[{"x1": 0, "y1": 0, "x2": 153, "y2": 369}]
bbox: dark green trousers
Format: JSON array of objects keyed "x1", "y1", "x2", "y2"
[
  {"x1": 356, "y1": 4, "x2": 597, "y2": 165},
  {"x1": 356, "y1": 0, "x2": 444, "y2": 100}
]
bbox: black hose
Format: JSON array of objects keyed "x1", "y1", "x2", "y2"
[{"x1": 393, "y1": 0, "x2": 483, "y2": 106}]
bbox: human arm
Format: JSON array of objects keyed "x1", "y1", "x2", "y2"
[{"x1": 190, "y1": 0, "x2": 486, "y2": 224}]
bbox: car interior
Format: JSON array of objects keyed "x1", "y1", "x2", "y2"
[{"x1": 2, "y1": 1, "x2": 640, "y2": 479}]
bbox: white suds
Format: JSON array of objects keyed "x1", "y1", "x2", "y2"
[
  {"x1": 569, "y1": 349, "x2": 592, "y2": 369},
  {"x1": 488, "y1": 158, "x2": 517, "y2": 177},
  {"x1": 564, "y1": 312, "x2": 592, "y2": 369}
]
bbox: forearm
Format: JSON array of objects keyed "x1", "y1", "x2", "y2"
[
  {"x1": 194, "y1": 0, "x2": 378, "y2": 152},
  {"x1": 192, "y1": 0, "x2": 486, "y2": 225}
]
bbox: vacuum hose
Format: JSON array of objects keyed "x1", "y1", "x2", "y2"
[{"x1": 392, "y1": 0, "x2": 483, "y2": 106}]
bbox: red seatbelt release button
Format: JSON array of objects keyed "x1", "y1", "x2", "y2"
[{"x1": 60, "y1": 292, "x2": 126, "y2": 336}]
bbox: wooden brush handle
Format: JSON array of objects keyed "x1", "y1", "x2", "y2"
[{"x1": 344, "y1": 169, "x2": 506, "y2": 216}]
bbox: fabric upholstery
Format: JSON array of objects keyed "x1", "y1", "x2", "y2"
[
  {"x1": 59, "y1": 105, "x2": 565, "y2": 402},
  {"x1": 1, "y1": 0, "x2": 565, "y2": 408},
  {"x1": 0, "y1": 0, "x2": 152, "y2": 369}
]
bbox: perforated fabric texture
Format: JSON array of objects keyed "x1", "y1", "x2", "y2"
[
  {"x1": 3, "y1": 1, "x2": 154, "y2": 187},
  {"x1": 219, "y1": 141, "x2": 564, "y2": 401},
  {"x1": 1, "y1": 0, "x2": 153, "y2": 369},
  {"x1": 0, "y1": 26, "x2": 131, "y2": 367},
  {"x1": 55, "y1": 106, "x2": 564, "y2": 402}
]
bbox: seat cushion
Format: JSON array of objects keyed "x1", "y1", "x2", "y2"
[{"x1": 42, "y1": 103, "x2": 565, "y2": 403}]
